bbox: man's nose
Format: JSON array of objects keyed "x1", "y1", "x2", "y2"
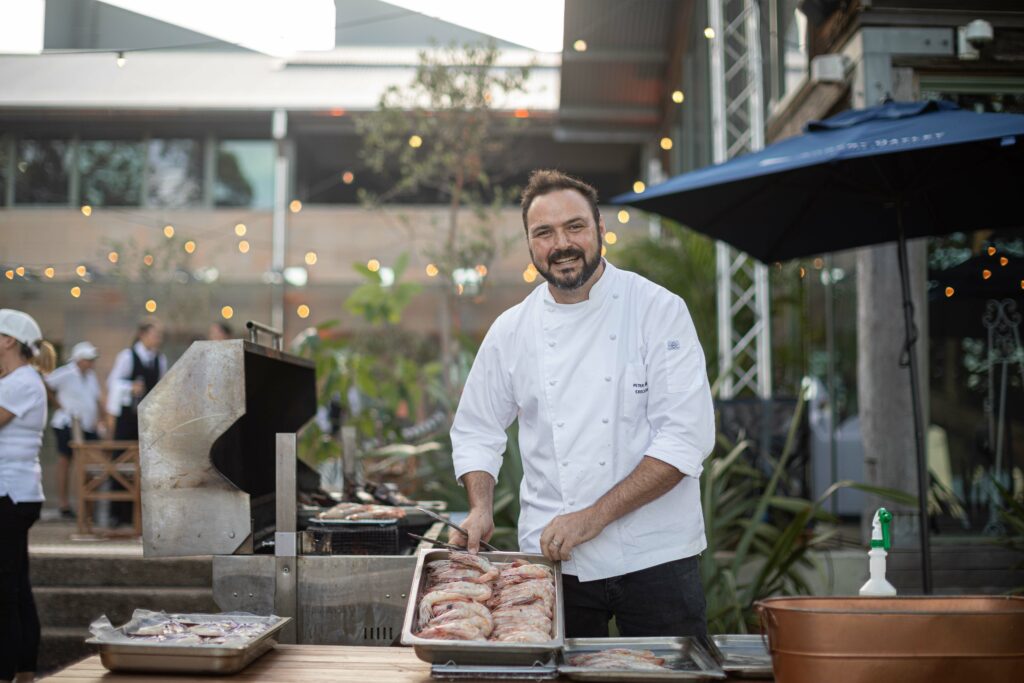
[{"x1": 553, "y1": 229, "x2": 571, "y2": 248}]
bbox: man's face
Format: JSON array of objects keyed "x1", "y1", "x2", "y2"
[
  {"x1": 140, "y1": 326, "x2": 163, "y2": 350},
  {"x1": 525, "y1": 189, "x2": 604, "y2": 292},
  {"x1": 76, "y1": 358, "x2": 95, "y2": 372}
]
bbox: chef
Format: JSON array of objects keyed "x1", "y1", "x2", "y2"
[{"x1": 450, "y1": 170, "x2": 715, "y2": 639}]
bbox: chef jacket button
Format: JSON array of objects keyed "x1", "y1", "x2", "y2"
[
  {"x1": 568, "y1": 500, "x2": 575, "y2": 506},
  {"x1": 557, "y1": 421, "x2": 565, "y2": 427},
  {"x1": 599, "y1": 461, "x2": 606, "y2": 466},
  {"x1": 548, "y1": 341, "x2": 556, "y2": 347},
  {"x1": 602, "y1": 418, "x2": 609, "y2": 424},
  {"x1": 604, "y1": 375, "x2": 612, "y2": 382},
  {"x1": 561, "y1": 461, "x2": 568, "y2": 467},
  {"x1": 612, "y1": 293, "x2": 619, "y2": 299},
  {"x1": 609, "y1": 334, "x2": 617, "y2": 341},
  {"x1": 549, "y1": 379, "x2": 557, "y2": 386}
]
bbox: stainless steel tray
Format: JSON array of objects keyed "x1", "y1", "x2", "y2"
[
  {"x1": 401, "y1": 549, "x2": 564, "y2": 666},
  {"x1": 710, "y1": 634, "x2": 773, "y2": 678},
  {"x1": 558, "y1": 637, "x2": 726, "y2": 681},
  {"x1": 86, "y1": 613, "x2": 290, "y2": 674}
]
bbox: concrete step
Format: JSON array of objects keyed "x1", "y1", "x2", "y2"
[
  {"x1": 38, "y1": 627, "x2": 93, "y2": 677},
  {"x1": 30, "y1": 554, "x2": 211, "y2": 587},
  {"x1": 34, "y1": 586, "x2": 219, "y2": 630}
]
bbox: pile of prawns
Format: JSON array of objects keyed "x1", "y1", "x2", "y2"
[{"x1": 416, "y1": 551, "x2": 555, "y2": 643}]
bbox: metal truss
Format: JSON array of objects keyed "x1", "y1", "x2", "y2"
[{"x1": 708, "y1": 0, "x2": 772, "y2": 398}]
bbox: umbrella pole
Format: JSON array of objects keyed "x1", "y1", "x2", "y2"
[{"x1": 896, "y1": 205, "x2": 933, "y2": 594}]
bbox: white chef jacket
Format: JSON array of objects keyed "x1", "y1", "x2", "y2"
[
  {"x1": 0, "y1": 365, "x2": 48, "y2": 503},
  {"x1": 105, "y1": 342, "x2": 168, "y2": 417},
  {"x1": 452, "y1": 261, "x2": 715, "y2": 581},
  {"x1": 46, "y1": 362, "x2": 102, "y2": 431}
]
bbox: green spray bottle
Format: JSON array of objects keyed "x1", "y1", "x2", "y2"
[{"x1": 859, "y1": 508, "x2": 897, "y2": 596}]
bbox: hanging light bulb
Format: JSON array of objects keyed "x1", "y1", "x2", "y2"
[
  {"x1": 672, "y1": 90, "x2": 685, "y2": 104},
  {"x1": 633, "y1": 181, "x2": 646, "y2": 194},
  {"x1": 44, "y1": 267, "x2": 55, "y2": 279},
  {"x1": 704, "y1": 27, "x2": 716, "y2": 39},
  {"x1": 305, "y1": 251, "x2": 317, "y2": 265},
  {"x1": 15, "y1": 266, "x2": 25, "y2": 277},
  {"x1": 234, "y1": 223, "x2": 247, "y2": 236},
  {"x1": 184, "y1": 240, "x2": 196, "y2": 254},
  {"x1": 617, "y1": 210, "x2": 629, "y2": 224},
  {"x1": 367, "y1": 259, "x2": 381, "y2": 272},
  {"x1": 145, "y1": 299, "x2": 157, "y2": 312},
  {"x1": 116, "y1": 52, "x2": 126, "y2": 68},
  {"x1": 660, "y1": 137, "x2": 673, "y2": 150},
  {"x1": 297, "y1": 304, "x2": 310, "y2": 319},
  {"x1": 289, "y1": 199, "x2": 303, "y2": 213},
  {"x1": 605, "y1": 232, "x2": 618, "y2": 245},
  {"x1": 238, "y1": 240, "x2": 250, "y2": 254},
  {"x1": 221, "y1": 306, "x2": 234, "y2": 320},
  {"x1": 164, "y1": 225, "x2": 175, "y2": 238},
  {"x1": 426, "y1": 264, "x2": 439, "y2": 277},
  {"x1": 408, "y1": 135, "x2": 423, "y2": 149},
  {"x1": 70, "y1": 286, "x2": 81, "y2": 298}
]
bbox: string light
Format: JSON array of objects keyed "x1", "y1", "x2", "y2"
[
  {"x1": 107, "y1": 251, "x2": 119, "y2": 263},
  {"x1": 456, "y1": 283, "x2": 465, "y2": 295},
  {"x1": 367, "y1": 259, "x2": 381, "y2": 272},
  {"x1": 297, "y1": 304, "x2": 310, "y2": 319},
  {"x1": 4, "y1": 270, "x2": 13, "y2": 280},
  {"x1": 184, "y1": 240, "x2": 196, "y2": 254},
  {"x1": 81, "y1": 205, "x2": 92, "y2": 216},
  {"x1": 617, "y1": 210, "x2": 630, "y2": 224},
  {"x1": 983, "y1": 269, "x2": 992, "y2": 280},
  {"x1": 289, "y1": 199, "x2": 303, "y2": 213},
  {"x1": 235, "y1": 223, "x2": 247, "y2": 236},
  {"x1": 475, "y1": 264, "x2": 488, "y2": 276},
  {"x1": 145, "y1": 299, "x2": 157, "y2": 312},
  {"x1": 329, "y1": 108, "x2": 346, "y2": 117},
  {"x1": 633, "y1": 181, "x2": 646, "y2": 193},
  {"x1": 426, "y1": 264, "x2": 439, "y2": 277},
  {"x1": 988, "y1": 246, "x2": 997, "y2": 256},
  {"x1": 1000, "y1": 256, "x2": 1009, "y2": 266},
  {"x1": 408, "y1": 135, "x2": 423, "y2": 149},
  {"x1": 813, "y1": 258, "x2": 824, "y2": 269},
  {"x1": 143, "y1": 254, "x2": 154, "y2": 266},
  {"x1": 514, "y1": 109, "x2": 530, "y2": 119},
  {"x1": 573, "y1": 39, "x2": 587, "y2": 52},
  {"x1": 116, "y1": 51, "x2": 125, "y2": 67},
  {"x1": 945, "y1": 287, "x2": 955, "y2": 298},
  {"x1": 601, "y1": 246, "x2": 607, "y2": 257},
  {"x1": 672, "y1": 90, "x2": 685, "y2": 104},
  {"x1": 341, "y1": 171, "x2": 354, "y2": 184},
  {"x1": 221, "y1": 306, "x2": 234, "y2": 320},
  {"x1": 15, "y1": 266, "x2": 25, "y2": 277},
  {"x1": 704, "y1": 27, "x2": 716, "y2": 39},
  {"x1": 523, "y1": 268, "x2": 537, "y2": 283},
  {"x1": 163, "y1": 225, "x2": 174, "y2": 238},
  {"x1": 799, "y1": 267, "x2": 806, "y2": 278},
  {"x1": 75, "y1": 265, "x2": 87, "y2": 277},
  {"x1": 44, "y1": 267, "x2": 54, "y2": 279},
  {"x1": 605, "y1": 232, "x2": 618, "y2": 245},
  {"x1": 70, "y1": 286, "x2": 81, "y2": 298},
  {"x1": 660, "y1": 137, "x2": 673, "y2": 150},
  {"x1": 238, "y1": 240, "x2": 250, "y2": 254},
  {"x1": 305, "y1": 251, "x2": 317, "y2": 265}
]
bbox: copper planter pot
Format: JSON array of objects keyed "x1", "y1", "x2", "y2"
[{"x1": 756, "y1": 596, "x2": 1024, "y2": 683}]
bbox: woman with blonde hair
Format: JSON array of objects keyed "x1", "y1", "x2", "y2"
[{"x1": 0, "y1": 309, "x2": 55, "y2": 683}]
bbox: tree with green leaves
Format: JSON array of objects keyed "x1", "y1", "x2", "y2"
[{"x1": 357, "y1": 41, "x2": 530, "y2": 393}]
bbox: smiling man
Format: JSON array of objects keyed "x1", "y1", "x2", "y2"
[{"x1": 449, "y1": 170, "x2": 715, "y2": 638}]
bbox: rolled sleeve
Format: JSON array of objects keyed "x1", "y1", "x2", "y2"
[
  {"x1": 450, "y1": 329, "x2": 518, "y2": 485},
  {"x1": 643, "y1": 295, "x2": 715, "y2": 478}
]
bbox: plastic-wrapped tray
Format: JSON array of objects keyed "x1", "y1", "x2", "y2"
[
  {"x1": 558, "y1": 637, "x2": 726, "y2": 681},
  {"x1": 86, "y1": 610, "x2": 289, "y2": 674},
  {"x1": 401, "y1": 549, "x2": 564, "y2": 666}
]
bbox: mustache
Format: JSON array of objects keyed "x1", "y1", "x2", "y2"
[{"x1": 548, "y1": 248, "x2": 585, "y2": 266}]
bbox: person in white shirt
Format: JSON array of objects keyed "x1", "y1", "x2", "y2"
[
  {"x1": 450, "y1": 170, "x2": 715, "y2": 638},
  {"x1": 0, "y1": 309, "x2": 56, "y2": 683},
  {"x1": 45, "y1": 341, "x2": 105, "y2": 518},
  {"x1": 105, "y1": 320, "x2": 167, "y2": 526}
]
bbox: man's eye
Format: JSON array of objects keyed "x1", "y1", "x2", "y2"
[
  {"x1": 532, "y1": 230, "x2": 550, "y2": 239},
  {"x1": 569, "y1": 224, "x2": 585, "y2": 231}
]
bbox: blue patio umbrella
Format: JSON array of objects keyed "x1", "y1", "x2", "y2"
[{"x1": 613, "y1": 100, "x2": 1024, "y2": 594}]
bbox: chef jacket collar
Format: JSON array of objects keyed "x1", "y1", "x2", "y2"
[{"x1": 542, "y1": 259, "x2": 616, "y2": 309}]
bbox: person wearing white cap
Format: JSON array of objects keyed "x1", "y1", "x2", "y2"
[
  {"x1": 45, "y1": 341, "x2": 106, "y2": 519},
  {"x1": 0, "y1": 309, "x2": 56, "y2": 683}
]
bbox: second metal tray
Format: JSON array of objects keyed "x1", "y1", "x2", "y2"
[
  {"x1": 558, "y1": 637, "x2": 726, "y2": 681},
  {"x1": 86, "y1": 614, "x2": 290, "y2": 674},
  {"x1": 401, "y1": 549, "x2": 564, "y2": 666},
  {"x1": 709, "y1": 634, "x2": 773, "y2": 678}
]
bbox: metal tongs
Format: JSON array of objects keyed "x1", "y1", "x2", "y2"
[{"x1": 415, "y1": 506, "x2": 500, "y2": 552}]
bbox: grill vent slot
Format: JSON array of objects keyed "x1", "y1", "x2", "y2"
[{"x1": 363, "y1": 626, "x2": 394, "y2": 642}]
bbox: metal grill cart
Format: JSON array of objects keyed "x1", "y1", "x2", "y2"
[{"x1": 138, "y1": 325, "x2": 442, "y2": 647}]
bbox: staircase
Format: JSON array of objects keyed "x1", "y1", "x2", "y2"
[{"x1": 29, "y1": 548, "x2": 218, "y2": 675}]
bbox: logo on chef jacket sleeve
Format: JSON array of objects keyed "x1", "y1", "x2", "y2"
[{"x1": 666, "y1": 339, "x2": 681, "y2": 351}]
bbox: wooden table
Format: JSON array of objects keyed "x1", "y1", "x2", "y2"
[{"x1": 41, "y1": 644, "x2": 758, "y2": 682}]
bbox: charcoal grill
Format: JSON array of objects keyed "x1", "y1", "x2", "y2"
[{"x1": 138, "y1": 325, "x2": 442, "y2": 646}]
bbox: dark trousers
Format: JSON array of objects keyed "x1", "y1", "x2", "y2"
[
  {"x1": 0, "y1": 496, "x2": 42, "y2": 679},
  {"x1": 562, "y1": 556, "x2": 706, "y2": 639}
]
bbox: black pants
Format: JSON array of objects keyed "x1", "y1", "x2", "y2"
[
  {"x1": 0, "y1": 496, "x2": 42, "y2": 680},
  {"x1": 53, "y1": 426, "x2": 99, "y2": 458},
  {"x1": 562, "y1": 556, "x2": 706, "y2": 639}
]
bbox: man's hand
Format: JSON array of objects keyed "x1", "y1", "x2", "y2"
[
  {"x1": 539, "y1": 508, "x2": 607, "y2": 561},
  {"x1": 448, "y1": 508, "x2": 495, "y2": 553}
]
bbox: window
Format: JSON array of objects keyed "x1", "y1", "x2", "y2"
[
  {"x1": 79, "y1": 140, "x2": 144, "y2": 206},
  {"x1": 15, "y1": 139, "x2": 70, "y2": 205},
  {"x1": 145, "y1": 139, "x2": 203, "y2": 208},
  {"x1": 215, "y1": 140, "x2": 274, "y2": 208}
]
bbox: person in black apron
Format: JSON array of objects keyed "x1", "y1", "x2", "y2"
[{"x1": 107, "y1": 321, "x2": 166, "y2": 526}]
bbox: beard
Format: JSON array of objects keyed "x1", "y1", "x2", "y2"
[{"x1": 532, "y1": 239, "x2": 603, "y2": 292}]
